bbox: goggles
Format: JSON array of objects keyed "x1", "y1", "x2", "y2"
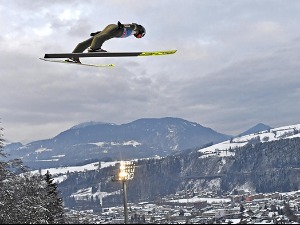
[
  {"x1": 134, "y1": 29, "x2": 145, "y2": 38},
  {"x1": 135, "y1": 33, "x2": 143, "y2": 38}
]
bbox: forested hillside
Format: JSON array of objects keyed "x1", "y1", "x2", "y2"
[{"x1": 58, "y1": 138, "x2": 300, "y2": 209}]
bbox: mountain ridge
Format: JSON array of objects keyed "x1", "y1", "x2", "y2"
[
  {"x1": 52, "y1": 122, "x2": 300, "y2": 210},
  {"x1": 4, "y1": 117, "x2": 233, "y2": 169},
  {"x1": 10, "y1": 120, "x2": 299, "y2": 211}
]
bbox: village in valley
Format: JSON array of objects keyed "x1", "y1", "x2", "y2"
[{"x1": 65, "y1": 188, "x2": 300, "y2": 224}]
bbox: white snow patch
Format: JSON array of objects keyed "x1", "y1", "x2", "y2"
[
  {"x1": 123, "y1": 140, "x2": 141, "y2": 147},
  {"x1": 198, "y1": 123, "x2": 300, "y2": 158},
  {"x1": 90, "y1": 140, "x2": 142, "y2": 147},
  {"x1": 35, "y1": 147, "x2": 52, "y2": 153},
  {"x1": 32, "y1": 161, "x2": 117, "y2": 177},
  {"x1": 90, "y1": 142, "x2": 105, "y2": 147},
  {"x1": 169, "y1": 196, "x2": 231, "y2": 204},
  {"x1": 52, "y1": 154, "x2": 65, "y2": 158}
]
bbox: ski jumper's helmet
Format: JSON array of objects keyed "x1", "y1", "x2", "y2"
[{"x1": 134, "y1": 24, "x2": 146, "y2": 38}]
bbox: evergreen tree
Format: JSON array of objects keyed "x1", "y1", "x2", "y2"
[
  {"x1": 0, "y1": 170, "x2": 53, "y2": 223},
  {"x1": 0, "y1": 126, "x2": 24, "y2": 182},
  {"x1": 0, "y1": 124, "x2": 29, "y2": 223},
  {"x1": 44, "y1": 170, "x2": 65, "y2": 224},
  {"x1": 0, "y1": 123, "x2": 65, "y2": 224}
]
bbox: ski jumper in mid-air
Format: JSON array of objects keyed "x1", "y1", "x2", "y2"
[{"x1": 66, "y1": 21, "x2": 146, "y2": 63}]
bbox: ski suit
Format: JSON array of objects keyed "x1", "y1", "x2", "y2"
[{"x1": 72, "y1": 22, "x2": 139, "y2": 53}]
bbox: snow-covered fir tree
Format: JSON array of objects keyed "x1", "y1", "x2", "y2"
[{"x1": 0, "y1": 124, "x2": 65, "y2": 224}]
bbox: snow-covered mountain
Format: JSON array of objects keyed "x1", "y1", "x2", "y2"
[
  {"x1": 4, "y1": 117, "x2": 231, "y2": 169},
  {"x1": 26, "y1": 122, "x2": 299, "y2": 210},
  {"x1": 199, "y1": 123, "x2": 300, "y2": 158},
  {"x1": 36, "y1": 122, "x2": 300, "y2": 179}
]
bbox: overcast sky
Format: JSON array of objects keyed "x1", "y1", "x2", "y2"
[{"x1": 1, "y1": 0, "x2": 300, "y2": 144}]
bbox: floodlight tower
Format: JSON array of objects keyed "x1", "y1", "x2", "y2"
[{"x1": 117, "y1": 161, "x2": 135, "y2": 224}]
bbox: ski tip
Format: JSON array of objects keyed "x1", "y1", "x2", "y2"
[{"x1": 139, "y1": 49, "x2": 177, "y2": 56}]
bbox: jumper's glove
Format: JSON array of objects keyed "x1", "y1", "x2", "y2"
[
  {"x1": 118, "y1": 21, "x2": 124, "y2": 29},
  {"x1": 132, "y1": 23, "x2": 139, "y2": 32},
  {"x1": 90, "y1": 31, "x2": 101, "y2": 36}
]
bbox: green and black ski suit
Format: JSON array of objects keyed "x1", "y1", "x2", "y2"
[{"x1": 72, "y1": 22, "x2": 139, "y2": 53}]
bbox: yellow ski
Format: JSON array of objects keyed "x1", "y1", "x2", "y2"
[
  {"x1": 44, "y1": 50, "x2": 177, "y2": 59},
  {"x1": 139, "y1": 50, "x2": 177, "y2": 56}
]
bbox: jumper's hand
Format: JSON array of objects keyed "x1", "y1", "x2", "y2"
[
  {"x1": 90, "y1": 31, "x2": 101, "y2": 36},
  {"x1": 118, "y1": 21, "x2": 124, "y2": 29}
]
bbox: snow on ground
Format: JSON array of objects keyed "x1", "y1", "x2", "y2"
[
  {"x1": 70, "y1": 187, "x2": 121, "y2": 205},
  {"x1": 198, "y1": 123, "x2": 300, "y2": 158},
  {"x1": 89, "y1": 140, "x2": 142, "y2": 147},
  {"x1": 30, "y1": 156, "x2": 158, "y2": 184},
  {"x1": 31, "y1": 157, "x2": 152, "y2": 184},
  {"x1": 35, "y1": 147, "x2": 52, "y2": 153},
  {"x1": 168, "y1": 196, "x2": 231, "y2": 204},
  {"x1": 32, "y1": 161, "x2": 118, "y2": 176},
  {"x1": 31, "y1": 161, "x2": 119, "y2": 184}
]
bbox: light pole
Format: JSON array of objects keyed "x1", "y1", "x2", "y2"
[
  {"x1": 116, "y1": 161, "x2": 135, "y2": 224},
  {"x1": 122, "y1": 179, "x2": 128, "y2": 224}
]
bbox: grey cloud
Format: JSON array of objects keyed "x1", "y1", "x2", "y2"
[{"x1": 1, "y1": 0, "x2": 300, "y2": 142}]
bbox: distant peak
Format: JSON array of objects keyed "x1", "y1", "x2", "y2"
[
  {"x1": 70, "y1": 121, "x2": 115, "y2": 130},
  {"x1": 238, "y1": 123, "x2": 272, "y2": 137},
  {"x1": 253, "y1": 123, "x2": 272, "y2": 130}
]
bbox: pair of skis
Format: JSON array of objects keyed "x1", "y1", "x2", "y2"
[{"x1": 40, "y1": 50, "x2": 177, "y2": 67}]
